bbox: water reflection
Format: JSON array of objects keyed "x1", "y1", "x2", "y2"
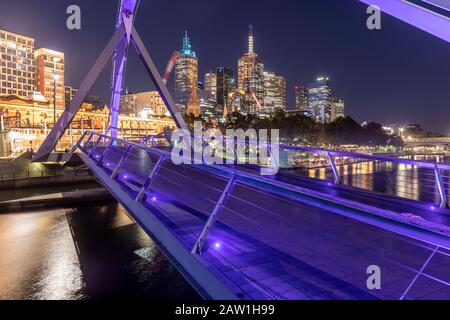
[{"x1": 0, "y1": 203, "x2": 199, "y2": 300}]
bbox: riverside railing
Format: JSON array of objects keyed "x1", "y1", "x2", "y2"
[{"x1": 75, "y1": 131, "x2": 450, "y2": 209}]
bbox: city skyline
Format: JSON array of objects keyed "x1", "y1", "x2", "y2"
[{"x1": 0, "y1": 0, "x2": 449, "y2": 133}]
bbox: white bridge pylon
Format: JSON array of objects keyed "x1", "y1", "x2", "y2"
[{"x1": 33, "y1": 0, "x2": 188, "y2": 162}]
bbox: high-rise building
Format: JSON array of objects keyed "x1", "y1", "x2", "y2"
[
  {"x1": 199, "y1": 89, "x2": 216, "y2": 119},
  {"x1": 331, "y1": 97, "x2": 345, "y2": 121},
  {"x1": 35, "y1": 48, "x2": 65, "y2": 111},
  {"x1": 204, "y1": 71, "x2": 217, "y2": 101},
  {"x1": 216, "y1": 67, "x2": 236, "y2": 115},
  {"x1": 120, "y1": 91, "x2": 168, "y2": 116},
  {"x1": 307, "y1": 77, "x2": 332, "y2": 123},
  {"x1": 263, "y1": 71, "x2": 286, "y2": 115},
  {"x1": 295, "y1": 85, "x2": 309, "y2": 116},
  {"x1": 175, "y1": 31, "x2": 198, "y2": 110},
  {"x1": 0, "y1": 29, "x2": 36, "y2": 97},
  {"x1": 237, "y1": 26, "x2": 264, "y2": 115}
]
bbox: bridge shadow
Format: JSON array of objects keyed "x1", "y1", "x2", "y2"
[{"x1": 64, "y1": 201, "x2": 200, "y2": 300}]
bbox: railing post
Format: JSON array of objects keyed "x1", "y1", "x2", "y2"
[
  {"x1": 81, "y1": 131, "x2": 95, "y2": 152},
  {"x1": 327, "y1": 152, "x2": 342, "y2": 185},
  {"x1": 434, "y1": 165, "x2": 448, "y2": 209},
  {"x1": 87, "y1": 135, "x2": 103, "y2": 157},
  {"x1": 111, "y1": 144, "x2": 133, "y2": 180},
  {"x1": 135, "y1": 155, "x2": 165, "y2": 202},
  {"x1": 71, "y1": 131, "x2": 88, "y2": 153},
  {"x1": 97, "y1": 138, "x2": 114, "y2": 166},
  {"x1": 191, "y1": 175, "x2": 237, "y2": 255}
]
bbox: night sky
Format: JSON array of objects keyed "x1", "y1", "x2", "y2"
[{"x1": 1, "y1": 0, "x2": 449, "y2": 133}]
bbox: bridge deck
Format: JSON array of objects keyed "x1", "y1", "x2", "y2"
[{"x1": 77, "y1": 136, "x2": 450, "y2": 300}]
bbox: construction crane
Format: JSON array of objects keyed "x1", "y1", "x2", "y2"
[{"x1": 162, "y1": 51, "x2": 180, "y2": 84}]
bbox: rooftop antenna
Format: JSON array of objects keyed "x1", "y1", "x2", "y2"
[{"x1": 248, "y1": 25, "x2": 254, "y2": 54}]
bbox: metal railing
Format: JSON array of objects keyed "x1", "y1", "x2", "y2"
[
  {"x1": 74, "y1": 131, "x2": 450, "y2": 209},
  {"x1": 75, "y1": 131, "x2": 450, "y2": 300}
]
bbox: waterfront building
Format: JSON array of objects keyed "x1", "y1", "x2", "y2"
[
  {"x1": 0, "y1": 29, "x2": 36, "y2": 98},
  {"x1": 307, "y1": 76, "x2": 332, "y2": 123},
  {"x1": 0, "y1": 94, "x2": 175, "y2": 154},
  {"x1": 120, "y1": 91, "x2": 168, "y2": 116},
  {"x1": 263, "y1": 71, "x2": 286, "y2": 115},
  {"x1": 237, "y1": 26, "x2": 264, "y2": 115},
  {"x1": 34, "y1": 48, "x2": 65, "y2": 112},
  {"x1": 175, "y1": 31, "x2": 198, "y2": 110}
]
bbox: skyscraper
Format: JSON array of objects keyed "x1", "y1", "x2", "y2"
[
  {"x1": 0, "y1": 29, "x2": 35, "y2": 98},
  {"x1": 295, "y1": 85, "x2": 309, "y2": 116},
  {"x1": 263, "y1": 71, "x2": 286, "y2": 115},
  {"x1": 204, "y1": 71, "x2": 217, "y2": 101},
  {"x1": 216, "y1": 67, "x2": 236, "y2": 115},
  {"x1": 307, "y1": 77, "x2": 332, "y2": 123},
  {"x1": 237, "y1": 26, "x2": 264, "y2": 115},
  {"x1": 35, "y1": 48, "x2": 65, "y2": 110},
  {"x1": 331, "y1": 97, "x2": 345, "y2": 121},
  {"x1": 175, "y1": 31, "x2": 198, "y2": 110}
]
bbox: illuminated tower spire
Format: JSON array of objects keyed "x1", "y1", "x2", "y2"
[
  {"x1": 182, "y1": 30, "x2": 196, "y2": 57},
  {"x1": 248, "y1": 25, "x2": 254, "y2": 54}
]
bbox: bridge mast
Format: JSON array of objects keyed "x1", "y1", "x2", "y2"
[{"x1": 33, "y1": 0, "x2": 188, "y2": 162}]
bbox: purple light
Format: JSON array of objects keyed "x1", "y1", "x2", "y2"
[
  {"x1": 123, "y1": 175, "x2": 128, "y2": 180},
  {"x1": 328, "y1": 182, "x2": 333, "y2": 187},
  {"x1": 430, "y1": 206, "x2": 436, "y2": 210},
  {"x1": 214, "y1": 242, "x2": 221, "y2": 249},
  {"x1": 152, "y1": 196, "x2": 157, "y2": 202}
]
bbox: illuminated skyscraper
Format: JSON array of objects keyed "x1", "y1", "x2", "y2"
[
  {"x1": 331, "y1": 97, "x2": 345, "y2": 121},
  {"x1": 0, "y1": 29, "x2": 35, "y2": 97},
  {"x1": 237, "y1": 26, "x2": 264, "y2": 115},
  {"x1": 307, "y1": 77, "x2": 332, "y2": 123},
  {"x1": 295, "y1": 85, "x2": 309, "y2": 116},
  {"x1": 35, "y1": 48, "x2": 65, "y2": 110},
  {"x1": 263, "y1": 71, "x2": 286, "y2": 115},
  {"x1": 175, "y1": 31, "x2": 198, "y2": 110},
  {"x1": 216, "y1": 67, "x2": 236, "y2": 115},
  {"x1": 204, "y1": 71, "x2": 217, "y2": 101}
]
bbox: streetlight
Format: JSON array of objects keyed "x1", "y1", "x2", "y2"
[{"x1": 53, "y1": 73, "x2": 59, "y2": 127}]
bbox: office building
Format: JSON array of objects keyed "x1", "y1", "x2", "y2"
[
  {"x1": 237, "y1": 26, "x2": 264, "y2": 115},
  {"x1": 263, "y1": 71, "x2": 286, "y2": 114},
  {"x1": 35, "y1": 48, "x2": 65, "y2": 111},
  {"x1": 307, "y1": 77, "x2": 332, "y2": 123},
  {"x1": 175, "y1": 31, "x2": 198, "y2": 109},
  {"x1": 331, "y1": 97, "x2": 345, "y2": 121},
  {"x1": 295, "y1": 85, "x2": 309, "y2": 116},
  {"x1": 0, "y1": 29, "x2": 35, "y2": 97},
  {"x1": 216, "y1": 67, "x2": 236, "y2": 115}
]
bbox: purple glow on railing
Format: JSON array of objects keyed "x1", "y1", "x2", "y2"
[
  {"x1": 152, "y1": 196, "x2": 157, "y2": 202},
  {"x1": 214, "y1": 242, "x2": 221, "y2": 249}
]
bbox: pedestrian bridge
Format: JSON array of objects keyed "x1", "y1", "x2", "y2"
[{"x1": 74, "y1": 131, "x2": 450, "y2": 300}]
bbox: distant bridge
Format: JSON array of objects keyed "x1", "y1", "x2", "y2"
[{"x1": 404, "y1": 137, "x2": 450, "y2": 147}]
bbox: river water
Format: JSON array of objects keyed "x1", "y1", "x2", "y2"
[{"x1": 0, "y1": 201, "x2": 200, "y2": 300}]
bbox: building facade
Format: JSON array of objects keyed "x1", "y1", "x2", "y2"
[
  {"x1": 295, "y1": 85, "x2": 309, "y2": 116},
  {"x1": 0, "y1": 29, "x2": 35, "y2": 98},
  {"x1": 237, "y1": 26, "x2": 264, "y2": 115},
  {"x1": 120, "y1": 91, "x2": 168, "y2": 117},
  {"x1": 204, "y1": 71, "x2": 217, "y2": 101},
  {"x1": 307, "y1": 77, "x2": 332, "y2": 123},
  {"x1": 263, "y1": 71, "x2": 286, "y2": 115},
  {"x1": 331, "y1": 97, "x2": 345, "y2": 121},
  {"x1": 216, "y1": 67, "x2": 236, "y2": 116},
  {"x1": 175, "y1": 31, "x2": 198, "y2": 110},
  {"x1": 35, "y1": 48, "x2": 65, "y2": 111}
]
